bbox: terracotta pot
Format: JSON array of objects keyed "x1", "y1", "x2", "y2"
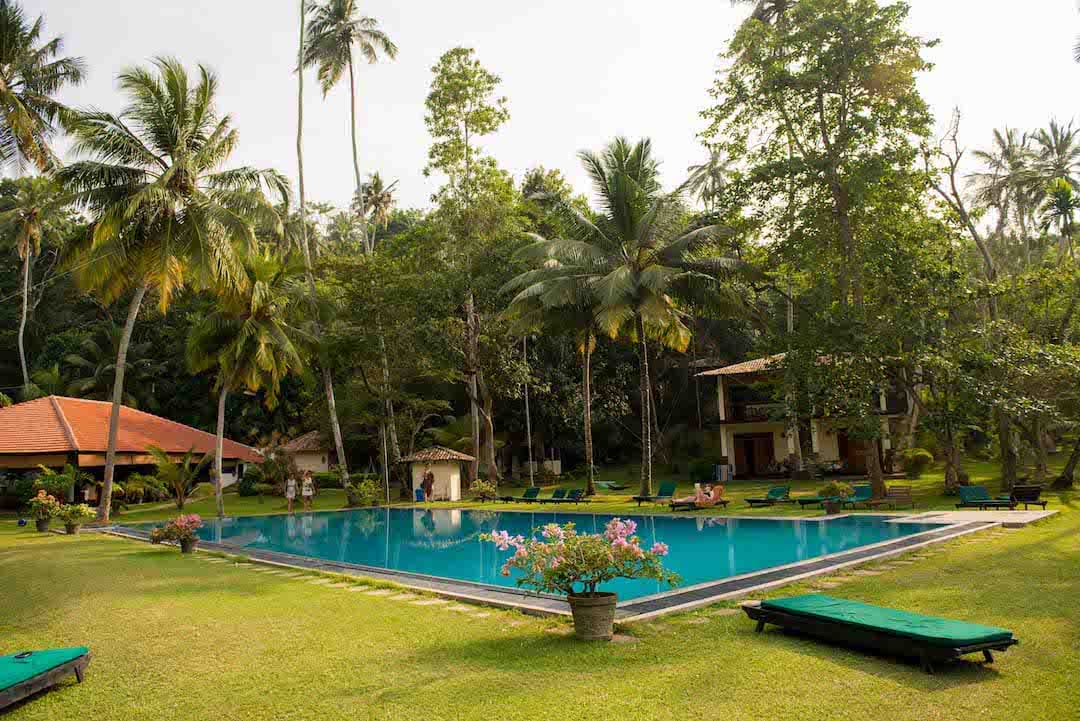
[
  {"x1": 567, "y1": 592, "x2": 618, "y2": 641},
  {"x1": 65, "y1": 523, "x2": 81, "y2": 535},
  {"x1": 180, "y1": 538, "x2": 197, "y2": 554},
  {"x1": 35, "y1": 518, "x2": 50, "y2": 533}
]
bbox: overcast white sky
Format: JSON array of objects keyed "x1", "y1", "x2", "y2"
[{"x1": 27, "y1": 0, "x2": 1080, "y2": 210}]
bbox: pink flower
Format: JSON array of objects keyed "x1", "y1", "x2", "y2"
[
  {"x1": 650, "y1": 542, "x2": 669, "y2": 557},
  {"x1": 541, "y1": 523, "x2": 566, "y2": 541}
]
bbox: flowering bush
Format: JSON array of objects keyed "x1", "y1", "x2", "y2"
[
  {"x1": 150, "y1": 514, "x2": 204, "y2": 544},
  {"x1": 26, "y1": 490, "x2": 61, "y2": 520},
  {"x1": 58, "y1": 503, "x2": 96, "y2": 525},
  {"x1": 469, "y1": 478, "x2": 497, "y2": 501},
  {"x1": 482, "y1": 518, "x2": 679, "y2": 597}
]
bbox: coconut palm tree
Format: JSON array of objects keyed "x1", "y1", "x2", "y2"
[
  {"x1": 969, "y1": 127, "x2": 1036, "y2": 240},
  {"x1": 187, "y1": 250, "x2": 310, "y2": 518},
  {"x1": 357, "y1": 172, "x2": 398, "y2": 239},
  {"x1": 63, "y1": 323, "x2": 160, "y2": 408},
  {"x1": 0, "y1": 0, "x2": 85, "y2": 171},
  {"x1": 1039, "y1": 178, "x2": 1080, "y2": 258},
  {"x1": 57, "y1": 57, "x2": 287, "y2": 522},
  {"x1": 0, "y1": 176, "x2": 69, "y2": 394},
  {"x1": 685, "y1": 149, "x2": 734, "y2": 212},
  {"x1": 1031, "y1": 119, "x2": 1080, "y2": 192},
  {"x1": 302, "y1": 0, "x2": 397, "y2": 255},
  {"x1": 506, "y1": 138, "x2": 749, "y2": 496}
]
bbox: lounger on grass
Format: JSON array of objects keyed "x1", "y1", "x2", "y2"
[
  {"x1": 537, "y1": 488, "x2": 567, "y2": 504},
  {"x1": 794, "y1": 495, "x2": 840, "y2": 509},
  {"x1": 742, "y1": 595, "x2": 1017, "y2": 674},
  {"x1": 1004, "y1": 485, "x2": 1047, "y2": 510},
  {"x1": 956, "y1": 485, "x2": 1017, "y2": 510},
  {"x1": 841, "y1": 485, "x2": 875, "y2": 509},
  {"x1": 745, "y1": 486, "x2": 790, "y2": 507},
  {"x1": 670, "y1": 496, "x2": 729, "y2": 511},
  {"x1": 499, "y1": 487, "x2": 541, "y2": 503},
  {"x1": 594, "y1": 481, "x2": 629, "y2": 491},
  {"x1": 633, "y1": 481, "x2": 677, "y2": 506},
  {"x1": 0, "y1": 647, "x2": 91, "y2": 711},
  {"x1": 564, "y1": 489, "x2": 591, "y2": 504}
]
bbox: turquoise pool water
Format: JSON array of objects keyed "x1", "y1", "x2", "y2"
[{"x1": 140, "y1": 509, "x2": 945, "y2": 600}]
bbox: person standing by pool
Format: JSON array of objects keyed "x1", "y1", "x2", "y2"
[
  {"x1": 285, "y1": 473, "x2": 298, "y2": 513},
  {"x1": 301, "y1": 470, "x2": 315, "y2": 512},
  {"x1": 422, "y1": 466, "x2": 435, "y2": 501}
]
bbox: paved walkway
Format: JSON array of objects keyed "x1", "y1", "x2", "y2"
[{"x1": 896, "y1": 510, "x2": 1057, "y2": 528}]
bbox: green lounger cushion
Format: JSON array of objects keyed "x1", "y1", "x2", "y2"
[
  {"x1": 0, "y1": 647, "x2": 89, "y2": 691},
  {"x1": 760, "y1": 595, "x2": 1013, "y2": 648}
]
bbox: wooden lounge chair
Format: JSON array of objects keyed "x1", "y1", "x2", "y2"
[
  {"x1": 883, "y1": 485, "x2": 915, "y2": 509},
  {"x1": 742, "y1": 594, "x2": 1017, "y2": 674},
  {"x1": 633, "y1": 481, "x2": 677, "y2": 507},
  {"x1": 956, "y1": 485, "x2": 1016, "y2": 510},
  {"x1": 0, "y1": 647, "x2": 91, "y2": 711},
  {"x1": 1005, "y1": 485, "x2": 1047, "y2": 510},
  {"x1": 745, "y1": 486, "x2": 790, "y2": 508},
  {"x1": 537, "y1": 488, "x2": 567, "y2": 504},
  {"x1": 841, "y1": 485, "x2": 874, "y2": 509}
]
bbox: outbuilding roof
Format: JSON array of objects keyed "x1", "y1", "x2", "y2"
[
  {"x1": 0, "y1": 396, "x2": 261, "y2": 462},
  {"x1": 281, "y1": 430, "x2": 325, "y2": 453},
  {"x1": 696, "y1": 353, "x2": 788, "y2": 377},
  {"x1": 399, "y1": 446, "x2": 476, "y2": 463}
]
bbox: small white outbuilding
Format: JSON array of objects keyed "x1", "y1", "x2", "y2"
[{"x1": 400, "y1": 446, "x2": 476, "y2": 502}]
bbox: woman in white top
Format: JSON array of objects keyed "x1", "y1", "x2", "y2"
[
  {"x1": 285, "y1": 474, "x2": 298, "y2": 513},
  {"x1": 301, "y1": 471, "x2": 315, "y2": 512}
]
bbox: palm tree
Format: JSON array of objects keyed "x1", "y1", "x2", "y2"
[
  {"x1": 63, "y1": 323, "x2": 159, "y2": 407},
  {"x1": 1039, "y1": 178, "x2": 1080, "y2": 258},
  {"x1": 187, "y1": 250, "x2": 310, "y2": 518},
  {"x1": 507, "y1": 138, "x2": 749, "y2": 496},
  {"x1": 297, "y1": 0, "x2": 350, "y2": 484},
  {"x1": 969, "y1": 128, "x2": 1034, "y2": 237},
  {"x1": 148, "y1": 445, "x2": 210, "y2": 511},
  {"x1": 685, "y1": 149, "x2": 734, "y2": 212},
  {"x1": 0, "y1": 176, "x2": 68, "y2": 394},
  {"x1": 58, "y1": 57, "x2": 287, "y2": 522},
  {"x1": 302, "y1": 0, "x2": 397, "y2": 255},
  {"x1": 1031, "y1": 119, "x2": 1080, "y2": 191},
  {"x1": 357, "y1": 172, "x2": 398, "y2": 240},
  {"x1": 0, "y1": 0, "x2": 85, "y2": 171}
]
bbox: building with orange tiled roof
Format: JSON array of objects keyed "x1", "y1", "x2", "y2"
[{"x1": 0, "y1": 396, "x2": 261, "y2": 488}]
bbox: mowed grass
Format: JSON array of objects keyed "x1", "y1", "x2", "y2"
[{"x1": 2, "y1": 467, "x2": 1078, "y2": 720}]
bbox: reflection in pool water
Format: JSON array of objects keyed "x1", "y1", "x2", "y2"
[{"x1": 146, "y1": 508, "x2": 944, "y2": 601}]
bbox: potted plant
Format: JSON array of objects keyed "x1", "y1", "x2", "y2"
[
  {"x1": 58, "y1": 503, "x2": 96, "y2": 534},
  {"x1": 150, "y1": 514, "x2": 204, "y2": 553},
  {"x1": 483, "y1": 518, "x2": 679, "y2": 641},
  {"x1": 819, "y1": 480, "x2": 854, "y2": 514},
  {"x1": 26, "y1": 490, "x2": 61, "y2": 532}
]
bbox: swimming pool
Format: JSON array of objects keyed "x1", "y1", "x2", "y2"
[{"x1": 134, "y1": 508, "x2": 948, "y2": 601}]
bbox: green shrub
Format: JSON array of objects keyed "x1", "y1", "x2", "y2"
[
  {"x1": 819, "y1": 480, "x2": 854, "y2": 499},
  {"x1": 469, "y1": 478, "x2": 497, "y2": 501},
  {"x1": 252, "y1": 483, "x2": 275, "y2": 497},
  {"x1": 898, "y1": 448, "x2": 934, "y2": 479},
  {"x1": 237, "y1": 466, "x2": 263, "y2": 497},
  {"x1": 345, "y1": 473, "x2": 383, "y2": 507},
  {"x1": 312, "y1": 471, "x2": 341, "y2": 489}
]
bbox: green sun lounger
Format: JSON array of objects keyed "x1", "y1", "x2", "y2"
[
  {"x1": 669, "y1": 496, "x2": 729, "y2": 511},
  {"x1": 538, "y1": 488, "x2": 567, "y2": 504},
  {"x1": 0, "y1": 647, "x2": 91, "y2": 710},
  {"x1": 564, "y1": 489, "x2": 591, "y2": 504},
  {"x1": 956, "y1": 485, "x2": 1017, "y2": 510},
  {"x1": 794, "y1": 495, "x2": 839, "y2": 508},
  {"x1": 745, "y1": 486, "x2": 790, "y2": 507},
  {"x1": 595, "y1": 481, "x2": 629, "y2": 491},
  {"x1": 499, "y1": 487, "x2": 541, "y2": 503},
  {"x1": 743, "y1": 594, "x2": 1017, "y2": 673},
  {"x1": 633, "y1": 481, "x2": 677, "y2": 506},
  {"x1": 841, "y1": 484, "x2": 874, "y2": 509}
]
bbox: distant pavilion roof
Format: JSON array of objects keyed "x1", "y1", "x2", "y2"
[
  {"x1": 281, "y1": 431, "x2": 326, "y2": 453},
  {"x1": 399, "y1": 446, "x2": 476, "y2": 463},
  {"x1": 0, "y1": 396, "x2": 261, "y2": 462},
  {"x1": 696, "y1": 353, "x2": 788, "y2": 377}
]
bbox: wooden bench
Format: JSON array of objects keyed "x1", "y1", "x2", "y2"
[{"x1": 883, "y1": 485, "x2": 915, "y2": 509}]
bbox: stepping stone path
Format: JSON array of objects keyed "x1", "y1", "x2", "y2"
[
  {"x1": 347, "y1": 586, "x2": 369, "y2": 592},
  {"x1": 814, "y1": 581, "x2": 843, "y2": 589},
  {"x1": 410, "y1": 598, "x2": 448, "y2": 606},
  {"x1": 363, "y1": 589, "x2": 394, "y2": 596},
  {"x1": 390, "y1": 593, "x2": 419, "y2": 601},
  {"x1": 309, "y1": 579, "x2": 333, "y2": 586},
  {"x1": 708, "y1": 608, "x2": 740, "y2": 617},
  {"x1": 854, "y1": 569, "x2": 883, "y2": 576},
  {"x1": 685, "y1": 617, "x2": 709, "y2": 625},
  {"x1": 891, "y1": 560, "x2": 915, "y2": 565},
  {"x1": 447, "y1": 605, "x2": 474, "y2": 613},
  {"x1": 471, "y1": 612, "x2": 491, "y2": 618},
  {"x1": 329, "y1": 582, "x2": 351, "y2": 588},
  {"x1": 611, "y1": 634, "x2": 638, "y2": 644}
]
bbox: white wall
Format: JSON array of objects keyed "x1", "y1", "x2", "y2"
[
  {"x1": 293, "y1": 451, "x2": 330, "y2": 474},
  {"x1": 411, "y1": 462, "x2": 461, "y2": 501}
]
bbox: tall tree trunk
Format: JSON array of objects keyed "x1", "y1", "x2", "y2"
[
  {"x1": 97, "y1": 283, "x2": 148, "y2": 522},
  {"x1": 523, "y1": 337, "x2": 535, "y2": 487},
  {"x1": 1053, "y1": 438, "x2": 1080, "y2": 489},
  {"x1": 583, "y1": 334, "x2": 594, "y2": 495},
  {"x1": 637, "y1": 315, "x2": 652, "y2": 497},
  {"x1": 482, "y1": 389, "x2": 498, "y2": 487},
  {"x1": 17, "y1": 252, "x2": 31, "y2": 394},
  {"x1": 214, "y1": 386, "x2": 227, "y2": 519},
  {"x1": 346, "y1": 55, "x2": 370, "y2": 254},
  {"x1": 464, "y1": 290, "x2": 480, "y2": 482},
  {"x1": 998, "y1": 411, "x2": 1019, "y2": 492},
  {"x1": 378, "y1": 329, "x2": 400, "y2": 461},
  {"x1": 866, "y1": 437, "x2": 885, "y2": 498},
  {"x1": 1032, "y1": 414, "x2": 1048, "y2": 483},
  {"x1": 297, "y1": 0, "x2": 349, "y2": 481}
]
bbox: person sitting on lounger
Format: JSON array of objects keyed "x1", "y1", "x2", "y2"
[{"x1": 674, "y1": 484, "x2": 725, "y2": 507}]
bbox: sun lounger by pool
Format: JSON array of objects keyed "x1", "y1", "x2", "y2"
[
  {"x1": 538, "y1": 488, "x2": 567, "y2": 504},
  {"x1": 1003, "y1": 485, "x2": 1047, "y2": 510},
  {"x1": 742, "y1": 595, "x2": 1017, "y2": 673},
  {"x1": 595, "y1": 481, "x2": 629, "y2": 491},
  {"x1": 956, "y1": 485, "x2": 1017, "y2": 510},
  {"x1": 841, "y1": 484, "x2": 874, "y2": 509},
  {"x1": 745, "y1": 486, "x2": 790, "y2": 508},
  {"x1": 499, "y1": 487, "x2": 541, "y2": 503},
  {"x1": 0, "y1": 647, "x2": 91, "y2": 711},
  {"x1": 633, "y1": 481, "x2": 677, "y2": 506},
  {"x1": 670, "y1": 495, "x2": 729, "y2": 511}
]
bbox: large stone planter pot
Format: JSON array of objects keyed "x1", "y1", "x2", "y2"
[
  {"x1": 179, "y1": 538, "x2": 198, "y2": 554},
  {"x1": 568, "y1": 592, "x2": 618, "y2": 641},
  {"x1": 35, "y1": 518, "x2": 50, "y2": 533},
  {"x1": 65, "y1": 523, "x2": 81, "y2": 535}
]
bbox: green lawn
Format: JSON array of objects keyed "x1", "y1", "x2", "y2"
[{"x1": 3, "y1": 463, "x2": 1078, "y2": 720}]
